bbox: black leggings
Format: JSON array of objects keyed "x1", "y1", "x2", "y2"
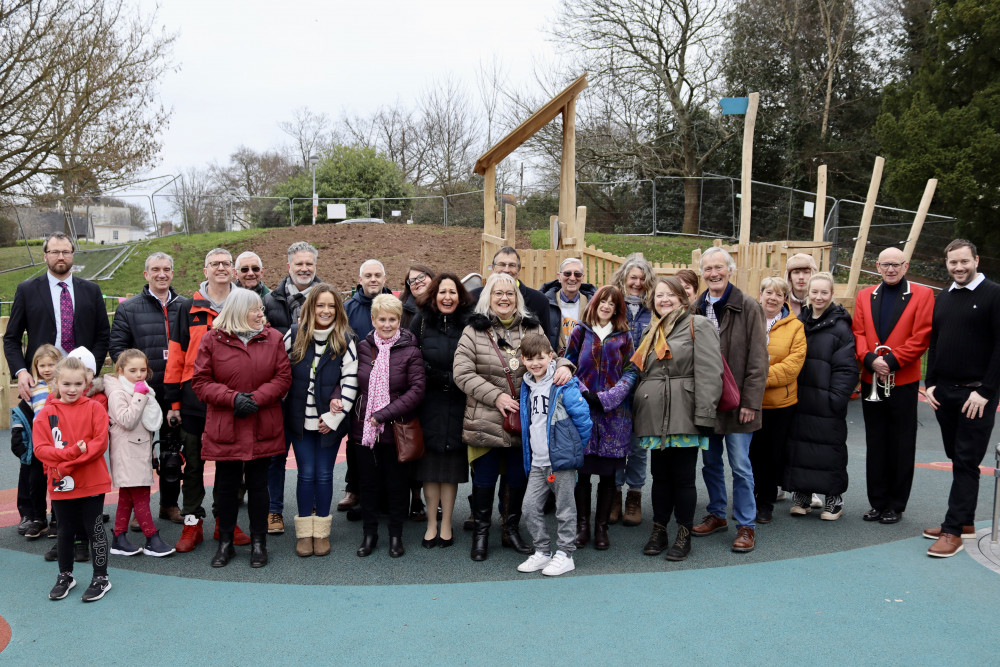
[
  {"x1": 215, "y1": 458, "x2": 270, "y2": 537},
  {"x1": 649, "y1": 447, "x2": 699, "y2": 528},
  {"x1": 354, "y1": 440, "x2": 409, "y2": 538},
  {"x1": 53, "y1": 495, "x2": 108, "y2": 576}
]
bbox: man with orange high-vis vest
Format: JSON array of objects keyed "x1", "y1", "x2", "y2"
[{"x1": 852, "y1": 247, "x2": 933, "y2": 525}]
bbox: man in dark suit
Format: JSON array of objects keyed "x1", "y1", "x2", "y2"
[{"x1": 3, "y1": 232, "x2": 110, "y2": 402}]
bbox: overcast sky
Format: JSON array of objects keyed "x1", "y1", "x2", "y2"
[{"x1": 142, "y1": 0, "x2": 562, "y2": 179}]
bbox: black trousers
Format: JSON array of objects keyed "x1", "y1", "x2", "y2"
[
  {"x1": 53, "y1": 494, "x2": 107, "y2": 576},
  {"x1": 353, "y1": 440, "x2": 409, "y2": 538},
  {"x1": 933, "y1": 383, "x2": 999, "y2": 536},
  {"x1": 344, "y1": 442, "x2": 358, "y2": 494},
  {"x1": 862, "y1": 381, "x2": 919, "y2": 513},
  {"x1": 750, "y1": 405, "x2": 796, "y2": 512},
  {"x1": 214, "y1": 458, "x2": 269, "y2": 537},
  {"x1": 17, "y1": 457, "x2": 48, "y2": 520},
  {"x1": 649, "y1": 447, "x2": 699, "y2": 528}
]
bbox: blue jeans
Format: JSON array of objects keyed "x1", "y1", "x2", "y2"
[
  {"x1": 291, "y1": 431, "x2": 340, "y2": 518},
  {"x1": 615, "y1": 433, "x2": 648, "y2": 490},
  {"x1": 471, "y1": 448, "x2": 527, "y2": 489},
  {"x1": 702, "y1": 432, "x2": 756, "y2": 528},
  {"x1": 267, "y1": 442, "x2": 291, "y2": 514}
]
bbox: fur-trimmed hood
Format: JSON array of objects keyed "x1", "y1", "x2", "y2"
[{"x1": 467, "y1": 312, "x2": 541, "y2": 332}]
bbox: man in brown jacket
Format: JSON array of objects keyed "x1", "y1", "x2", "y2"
[{"x1": 691, "y1": 247, "x2": 769, "y2": 552}]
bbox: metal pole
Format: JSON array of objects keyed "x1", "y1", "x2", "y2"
[
  {"x1": 289, "y1": 199, "x2": 294, "y2": 227},
  {"x1": 311, "y1": 163, "x2": 317, "y2": 225},
  {"x1": 991, "y1": 443, "x2": 1000, "y2": 544},
  {"x1": 443, "y1": 196, "x2": 448, "y2": 227},
  {"x1": 651, "y1": 179, "x2": 657, "y2": 236}
]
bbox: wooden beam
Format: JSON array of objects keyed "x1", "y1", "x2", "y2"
[
  {"x1": 573, "y1": 206, "x2": 586, "y2": 249},
  {"x1": 483, "y1": 164, "x2": 497, "y2": 236},
  {"x1": 473, "y1": 74, "x2": 589, "y2": 175},
  {"x1": 504, "y1": 203, "x2": 516, "y2": 246},
  {"x1": 738, "y1": 92, "x2": 760, "y2": 245},
  {"x1": 845, "y1": 156, "x2": 885, "y2": 301},
  {"x1": 902, "y1": 179, "x2": 938, "y2": 263},
  {"x1": 558, "y1": 99, "x2": 577, "y2": 233},
  {"x1": 813, "y1": 164, "x2": 828, "y2": 242},
  {"x1": 550, "y1": 215, "x2": 560, "y2": 249}
]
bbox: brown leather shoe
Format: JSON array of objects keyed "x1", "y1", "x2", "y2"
[
  {"x1": 923, "y1": 525, "x2": 975, "y2": 540},
  {"x1": 337, "y1": 492, "x2": 358, "y2": 511},
  {"x1": 927, "y1": 532, "x2": 964, "y2": 558},
  {"x1": 608, "y1": 490, "x2": 623, "y2": 525},
  {"x1": 622, "y1": 490, "x2": 643, "y2": 527},
  {"x1": 159, "y1": 506, "x2": 183, "y2": 524},
  {"x1": 691, "y1": 514, "x2": 728, "y2": 537},
  {"x1": 732, "y1": 526, "x2": 755, "y2": 552}
]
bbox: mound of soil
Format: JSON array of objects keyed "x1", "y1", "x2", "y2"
[{"x1": 236, "y1": 224, "x2": 528, "y2": 294}]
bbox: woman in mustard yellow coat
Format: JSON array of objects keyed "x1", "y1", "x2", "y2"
[{"x1": 749, "y1": 276, "x2": 806, "y2": 523}]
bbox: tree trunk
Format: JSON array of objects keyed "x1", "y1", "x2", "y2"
[{"x1": 682, "y1": 177, "x2": 700, "y2": 235}]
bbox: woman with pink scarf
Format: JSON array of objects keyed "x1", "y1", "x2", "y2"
[{"x1": 350, "y1": 294, "x2": 426, "y2": 558}]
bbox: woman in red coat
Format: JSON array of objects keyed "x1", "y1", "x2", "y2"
[{"x1": 193, "y1": 288, "x2": 292, "y2": 569}]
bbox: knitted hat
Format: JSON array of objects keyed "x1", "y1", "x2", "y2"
[
  {"x1": 784, "y1": 253, "x2": 818, "y2": 282},
  {"x1": 67, "y1": 346, "x2": 97, "y2": 374}
]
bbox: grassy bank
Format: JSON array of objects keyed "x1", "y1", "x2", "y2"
[{"x1": 528, "y1": 230, "x2": 709, "y2": 265}]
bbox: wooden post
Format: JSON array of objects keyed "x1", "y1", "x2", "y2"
[
  {"x1": 1, "y1": 315, "x2": 9, "y2": 427},
  {"x1": 558, "y1": 98, "x2": 577, "y2": 235},
  {"x1": 813, "y1": 164, "x2": 828, "y2": 242},
  {"x1": 845, "y1": 156, "x2": 885, "y2": 301},
  {"x1": 504, "y1": 203, "x2": 516, "y2": 246},
  {"x1": 563, "y1": 205, "x2": 585, "y2": 248},
  {"x1": 902, "y1": 179, "x2": 938, "y2": 263},
  {"x1": 738, "y1": 92, "x2": 760, "y2": 245},
  {"x1": 550, "y1": 215, "x2": 560, "y2": 249},
  {"x1": 483, "y1": 164, "x2": 498, "y2": 237}
]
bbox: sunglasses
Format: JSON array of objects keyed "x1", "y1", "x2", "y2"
[
  {"x1": 561, "y1": 271, "x2": 584, "y2": 279},
  {"x1": 239, "y1": 265, "x2": 261, "y2": 273}
]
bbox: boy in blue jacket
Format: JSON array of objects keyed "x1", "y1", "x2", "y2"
[{"x1": 517, "y1": 333, "x2": 592, "y2": 576}]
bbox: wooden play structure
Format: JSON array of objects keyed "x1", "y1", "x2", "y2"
[{"x1": 474, "y1": 81, "x2": 938, "y2": 310}]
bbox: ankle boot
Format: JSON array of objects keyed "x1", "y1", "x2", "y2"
[
  {"x1": 593, "y1": 482, "x2": 615, "y2": 550},
  {"x1": 470, "y1": 485, "x2": 493, "y2": 562},
  {"x1": 250, "y1": 534, "x2": 268, "y2": 568},
  {"x1": 574, "y1": 483, "x2": 592, "y2": 547},
  {"x1": 356, "y1": 533, "x2": 378, "y2": 557},
  {"x1": 642, "y1": 522, "x2": 669, "y2": 556},
  {"x1": 210, "y1": 533, "x2": 235, "y2": 568},
  {"x1": 312, "y1": 515, "x2": 332, "y2": 557},
  {"x1": 501, "y1": 485, "x2": 532, "y2": 554},
  {"x1": 664, "y1": 524, "x2": 691, "y2": 561},
  {"x1": 294, "y1": 515, "x2": 314, "y2": 557}
]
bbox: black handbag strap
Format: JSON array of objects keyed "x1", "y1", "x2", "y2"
[{"x1": 487, "y1": 331, "x2": 517, "y2": 397}]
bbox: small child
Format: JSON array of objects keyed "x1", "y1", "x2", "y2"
[
  {"x1": 104, "y1": 349, "x2": 174, "y2": 558},
  {"x1": 32, "y1": 356, "x2": 114, "y2": 602},
  {"x1": 13, "y1": 345, "x2": 61, "y2": 540},
  {"x1": 516, "y1": 333, "x2": 592, "y2": 576}
]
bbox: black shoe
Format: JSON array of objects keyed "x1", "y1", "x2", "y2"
[
  {"x1": 17, "y1": 516, "x2": 32, "y2": 536},
  {"x1": 643, "y1": 522, "x2": 669, "y2": 556},
  {"x1": 438, "y1": 536, "x2": 454, "y2": 548},
  {"x1": 46, "y1": 519, "x2": 58, "y2": 538},
  {"x1": 879, "y1": 510, "x2": 901, "y2": 524},
  {"x1": 409, "y1": 496, "x2": 427, "y2": 522},
  {"x1": 210, "y1": 535, "x2": 235, "y2": 568},
  {"x1": 389, "y1": 536, "x2": 405, "y2": 558},
  {"x1": 346, "y1": 506, "x2": 363, "y2": 522},
  {"x1": 101, "y1": 513, "x2": 110, "y2": 523},
  {"x1": 48, "y1": 572, "x2": 76, "y2": 600},
  {"x1": 664, "y1": 525, "x2": 692, "y2": 562},
  {"x1": 110, "y1": 532, "x2": 142, "y2": 556},
  {"x1": 755, "y1": 508, "x2": 773, "y2": 524},
  {"x1": 44, "y1": 545, "x2": 58, "y2": 561},
  {"x1": 862, "y1": 508, "x2": 882, "y2": 522},
  {"x1": 74, "y1": 541, "x2": 89, "y2": 563},
  {"x1": 81, "y1": 575, "x2": 111, "y2": 602},
  {"x1": 421, "y1": 536, "x2": 439, "y2": 549},
  {"x1": 357, "y1": 534, "x2": 378, "y2": 557},
  {"x1": 250, "y1": 535, "x2": 268, "y2": 568},
  {"x1": 24, "y1": 519, "x2": 48, "y2": 539}
]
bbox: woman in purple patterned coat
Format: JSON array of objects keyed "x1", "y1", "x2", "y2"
[{"x1": 563, "y1": 286, "x2": 637, "y2": 550}]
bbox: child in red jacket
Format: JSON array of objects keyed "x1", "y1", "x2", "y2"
[{"x1": 33, "y1": 356, "x2": 113, "y2": 602}]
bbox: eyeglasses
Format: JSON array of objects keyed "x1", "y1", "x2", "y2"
[
  {"x1": 406, "y1": 272, "x2": 428, "y2": 286},
  {"x1": 239, "y1": 265, "x2": 261, "y2": 273},
  {"x1": 877, "y1": 262, "x2": 904, "y2": 269},
  {"x1": 207, "y1": 260, "x2": 233, "y2": 269},
  {"x1": 492, "y1": 262, "x2": 519, "y2": 270},
  {"x1": 561, "y1": 271, "x2": 584, "y2": 279},
  {"x1": 491, "y1": 290, "x2": 517, "y2": 299},
  {"x1": 248, "y1": 306, "x2": 264, "y2": 314},
  {"x1": 46, "y1": 250, "x2": 74, "y2": 257}
]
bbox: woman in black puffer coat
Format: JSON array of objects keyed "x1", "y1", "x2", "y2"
[
  {"x1": 784, "y1": 272, "x2": 858, "y2": 522},
  {"x1": 409, "y1": 273, "x2": 475, "y2": 549}
]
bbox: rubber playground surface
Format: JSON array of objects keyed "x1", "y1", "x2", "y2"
[{"x1": 1, "y1": 398, "x2": 999, "y2": 665}]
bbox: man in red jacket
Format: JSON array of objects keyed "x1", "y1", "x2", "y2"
[{"x1": 852, "y1": 247, "x2": 933, "y2": 525}]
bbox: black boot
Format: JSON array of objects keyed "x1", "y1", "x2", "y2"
[
  {"x1": 593, "y1": 482, "x2": 615, "y2": 551},
  {"x1": 642, "y1": 522, "x2": 669, "y2": 556},
  {"x1": 664, "y1": 525, "x2": 691, "y2": 561},
  {"x1": 574, "y1": 482, "x2": 592, "y2": 548},
  {"x1": 501, "y1": 485, "x2": 532, "y2": 555},
  {"x1": 211, "y1": 533, "x2": 235, "y2": 568},
  {"x1": 470, "y1": 485, "x2": 493, "y2": 562},
  {"x1": 389, "y1": 536, "x2": 405, "y2": 558},
  {"x1": 250, "y1": 534, "x2": 267, "y2": 568},
  {"x1": 356, "y1": 533, "x2": 378, "y2": 557}
]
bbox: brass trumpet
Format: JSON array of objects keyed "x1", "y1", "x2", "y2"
[{"x1": 865, "y1": 345, "x2": 895, "y2": 402}]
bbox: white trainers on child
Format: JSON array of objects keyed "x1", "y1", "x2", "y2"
[
  {"x1": 517, "y1": 551, "x2": 552, "y2": 573},
  {"x1": 542, "y1": 551, "x2": 575, "y2": 576}
]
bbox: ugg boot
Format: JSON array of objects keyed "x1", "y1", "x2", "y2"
[
  {"x1": 313, "y1": 515, "x2": 332, "y2": 557},
  {"x1": 593, "y1": 482, "x2": 615, "y2": 550},
  {"x1": 294, "y1": 515, "x2": 314, "y2": 557},
  {"x1": 574, "y1": 482, "x2": 592, "y2": 547},
  {"x1": 500, "y1": 485, "x2": 532, "y2": 554},
  {"x1": 470, "y1": 485, "x2": 493, "y2": 562}
]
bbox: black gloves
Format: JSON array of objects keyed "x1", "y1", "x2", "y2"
[
  {"x1": 582, "y1": 391, "x2": 603, "y2": 412},
  {"x1": 697, "y1": 425, "x2": 715, "y2": 438},
  {"x1": 11, "y1": 427, "x2": 27, "y2": 458},
  {"x1": 233, "y1": 392, "x2": 259, "y2": 418}
]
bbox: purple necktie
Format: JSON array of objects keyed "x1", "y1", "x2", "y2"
[{"x1": 58, "y1": 281, "x2": 76, "y2": 352}]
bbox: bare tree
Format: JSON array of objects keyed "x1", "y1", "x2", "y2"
[
  {"x1": 278, "y1": 107, "x2": 333, "y2": 170},
  {"x1": 420, "y1": 77, "x2": 481, "y2": 196},
  {"x1": 0, "y1": 0, "x2": 174, "y2": 200},
  {"x1": 209, "y1": 146, "x2": 294, "y2": 197},
  {"x1": 171, "y1": 167, "x2": 225, "y2": 234}
]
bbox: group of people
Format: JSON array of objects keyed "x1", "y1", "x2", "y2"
[{"x1": 5, "y1": 231, "x2": 999, "y2": 600}]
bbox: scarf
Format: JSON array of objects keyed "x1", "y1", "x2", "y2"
[
  {"x1": 594, "y1": 322, "x2": 613, "y2": 341},
  {"x1": 630, "y1": 308, "x2": 684, "y2": 372},
  {"x1": 361, "y1": 329, "x2": 401, "y2": 448},
  {"x1": 236, "y1": 327, "x2": 263, "y2": 346}
]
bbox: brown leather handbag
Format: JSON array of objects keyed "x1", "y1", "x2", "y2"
[{"x1": 392, "y1": 417, "x2": 425, "y2": 462}]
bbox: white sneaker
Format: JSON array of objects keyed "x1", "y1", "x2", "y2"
[
  {"x1": 775, "y1": 487, "x2": 787, "y2": 502},
  {"x1": 517, "y1": 551, "x2": 551, "y2": 573},
  {"x1": 810, "y1": 493, "x2": 823, "y2": 509},
  {"x1": 542, "y1": 551, "x2": 575, "y2": 576}
]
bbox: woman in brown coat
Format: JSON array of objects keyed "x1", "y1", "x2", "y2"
[
  {"x1": 453, "y1": 272, "x2": 574, "y2": 561},
  {"x1": 193, "y1": 288, "x2": 292, "y2": 569}
]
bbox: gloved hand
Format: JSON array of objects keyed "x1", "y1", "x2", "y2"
[
  {"x1": 134, "y1": 380, "x2": 149, "y2": 395},
  {"x1": 11, "y1": 427, "x2": 27, "y2": 458},
  {"x1": 582, "y1": 391, "x2": 603, "y2": 412},
  {"x1": 233, "y1": 392, "x2": 259, "y2": 418},
  {"x1": 697, "y1": 425, "x2": 715, "y2": 438}
]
